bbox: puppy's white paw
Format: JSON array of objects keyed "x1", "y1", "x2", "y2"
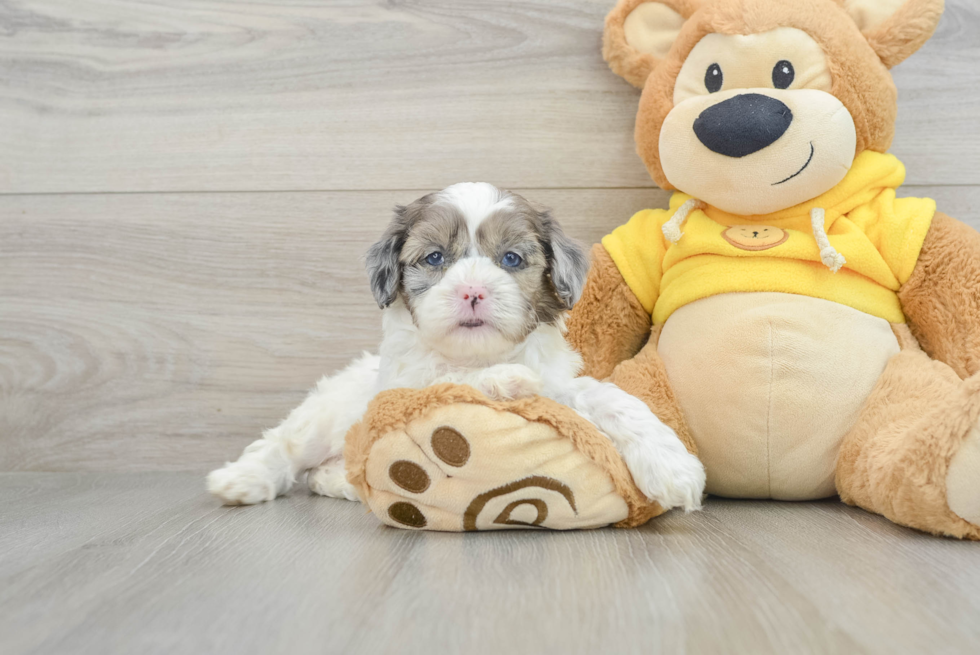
[
  {"x1": 621, "y1": 439, "x2": 706, "y2": 512},
  {"x1": 207, "y1": 462, "x2": 277, "y2": 506},
  {"x1": 308, "y1": 460, "x2": 360, "y2": 501},
  {"x1": 474, "y1": 365, "x2": 543, "y2": 401}
]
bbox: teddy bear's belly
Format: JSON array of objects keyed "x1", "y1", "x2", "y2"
[{"x1": 658, "y1": 292, "x2": 901, "y2": 500}]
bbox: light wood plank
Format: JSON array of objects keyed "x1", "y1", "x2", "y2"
[
  {"x1": 2, "y1": 187, "x2": 978, "y2": 472},
  {"x1": 0, "y1": 0, "x2": 978, "y2": 194},
  {"x1": 1, "y1": 473, "x2": 979, "y2": 655}
]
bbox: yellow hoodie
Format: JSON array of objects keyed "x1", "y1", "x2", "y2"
[{"x1": 601, "y1": 151, "x2": 935, "y2": 325}]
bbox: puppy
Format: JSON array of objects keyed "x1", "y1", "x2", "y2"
[{"x1": 208, "y1": 183, "x2": 705, "y2": 511}]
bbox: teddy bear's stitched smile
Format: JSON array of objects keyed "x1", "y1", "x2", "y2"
[{"x1": 773, "y1": 142, "x2": 815, "y2": 185}]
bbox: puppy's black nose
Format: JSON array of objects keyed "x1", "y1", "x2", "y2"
[{"x1": 693, "y1": 93, "x2": 793, "y2": 158}]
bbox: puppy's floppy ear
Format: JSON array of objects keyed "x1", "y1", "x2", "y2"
[
  {"x1": 365, "y1": 206, "x2": 412, "y2": 309},
  {"x1": 603, "y1": 0, "x2": 701, "y2": 88},
  {"x1": 842, "y1": 0, "x2": 944, "y2": 68},
  {"x1": 539, "y1": 211, "x2": 590, "y2": 310}
]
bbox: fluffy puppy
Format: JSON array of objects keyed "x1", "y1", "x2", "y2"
[{"x1": 208, "y1": 183, "x2": 705, "y2": 511}]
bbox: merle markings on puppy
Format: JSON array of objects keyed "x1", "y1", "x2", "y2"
[{"x1": 207, "y1": 183, "x2": 705, "y2": 512}]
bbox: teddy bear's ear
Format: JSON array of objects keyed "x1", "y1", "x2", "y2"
[
  {"x1": 603, "y1": 0, "x2": 700, "y2": 88},
  {"x1": 841, "y1": 0, "x2": 945, "y2": 68}
]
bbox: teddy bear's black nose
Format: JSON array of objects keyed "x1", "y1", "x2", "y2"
[{"x1": 693, "y1": 93, "x2": 793, "y2": 158}]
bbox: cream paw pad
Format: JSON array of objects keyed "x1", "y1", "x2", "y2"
[{"x1": 947, "y1": 421, "x2": 980, "y2": 528}]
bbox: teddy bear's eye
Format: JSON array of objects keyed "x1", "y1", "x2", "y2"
[
  {"x1": 772, "y1": 60, "x2": 795, "y2": 89},
  {"x1": 704, "y1": 63, "x2": 723, "y2": 93}
]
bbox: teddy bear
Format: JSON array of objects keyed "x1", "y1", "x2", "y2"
[{"x1": 347, "y1": 0, "x2": 980, "y2": 539}]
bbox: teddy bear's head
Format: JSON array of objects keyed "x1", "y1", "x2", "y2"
[{"x1": 604, "y1": 0, "x2": 943, "y2": 215}]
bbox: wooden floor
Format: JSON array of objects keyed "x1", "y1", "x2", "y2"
[
  {"x1": 2, "y1": 472, "x2": 980, "y2": 655},
  {"x1": 2, "y1": 1, "x2": 980, "y2": 654}
]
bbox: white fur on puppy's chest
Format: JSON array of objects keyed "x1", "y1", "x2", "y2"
[{"x1": 658, "y1": 292, "x2": 900, "y2": 500}]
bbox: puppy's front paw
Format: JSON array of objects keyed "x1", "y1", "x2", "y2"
[
  {"x1": 622, "y1": 441, "x2": 706, "y2": 513},
  {"x1": 308, "y1": 460, "x2": 360, "y2": 501},
  {"x1": 473, "y1": 365, "x2": 542, "y2": 401},
  {"x1": 207, "y1": 463, "x2": 277, "y2": 505}
]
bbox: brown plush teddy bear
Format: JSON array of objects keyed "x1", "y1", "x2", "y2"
[{"x1": 348, "y1": 0, "x2": 980, "y2": 539}]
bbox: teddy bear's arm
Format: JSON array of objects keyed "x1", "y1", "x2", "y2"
[
  {"x1": 566, "y1": 243, "x2": 652, "y2": 379},
  {"x1": 897, "y1": 212, "x2": 980, "y2": 379}
]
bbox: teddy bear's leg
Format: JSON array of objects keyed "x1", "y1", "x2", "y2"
[
  {"x1": 835, "y1": 346, "x2": 980, "y2": 539},
  {"x1": 606, "y1": 335, "x2": 699, "y2": 457}
]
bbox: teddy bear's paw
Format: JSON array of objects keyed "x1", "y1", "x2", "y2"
[
  {"x1": 308, "y1": 459, "x2": 360, "y2": 501},
  {"x1": 207, "y1": 462, "x2": 278, "y2": 506},
  {"x1": 357, "y1": 402, "x2": 633, "y2": 531},
  {"x1": 620, "y1": 439, "x2": 706, "y2": 513},
  {"x1": 947, "y1": 421, "x2": 980, "y2": 527}
]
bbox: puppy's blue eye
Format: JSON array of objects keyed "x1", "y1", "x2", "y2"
[
  {"x1": 501, "y1": 252, "x2": 523, "y2": 268},
  {"x1": 425, "y1": 252, "x2": 444, "y2": 266}
]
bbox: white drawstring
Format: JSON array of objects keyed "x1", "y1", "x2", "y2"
[
  {"x1": 662, "y1": 198, "x2": 705, "y2": 244},
  {"x1": 810, "y1": 208, "x2": 846, "y2": 273}
]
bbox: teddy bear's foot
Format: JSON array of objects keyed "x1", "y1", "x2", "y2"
[
  {"x1": 345, "y1": 385, "x2": 663, "y2": 531},
  {"x1": 837, "y1": 351, "x2": 980, "y2": 540},
  {"x1": 360, "y1": 407, "x2": 629, "y2": 531},
  {"x1": 947, "y1": 421, "x2": 980, "y2": 527}
]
